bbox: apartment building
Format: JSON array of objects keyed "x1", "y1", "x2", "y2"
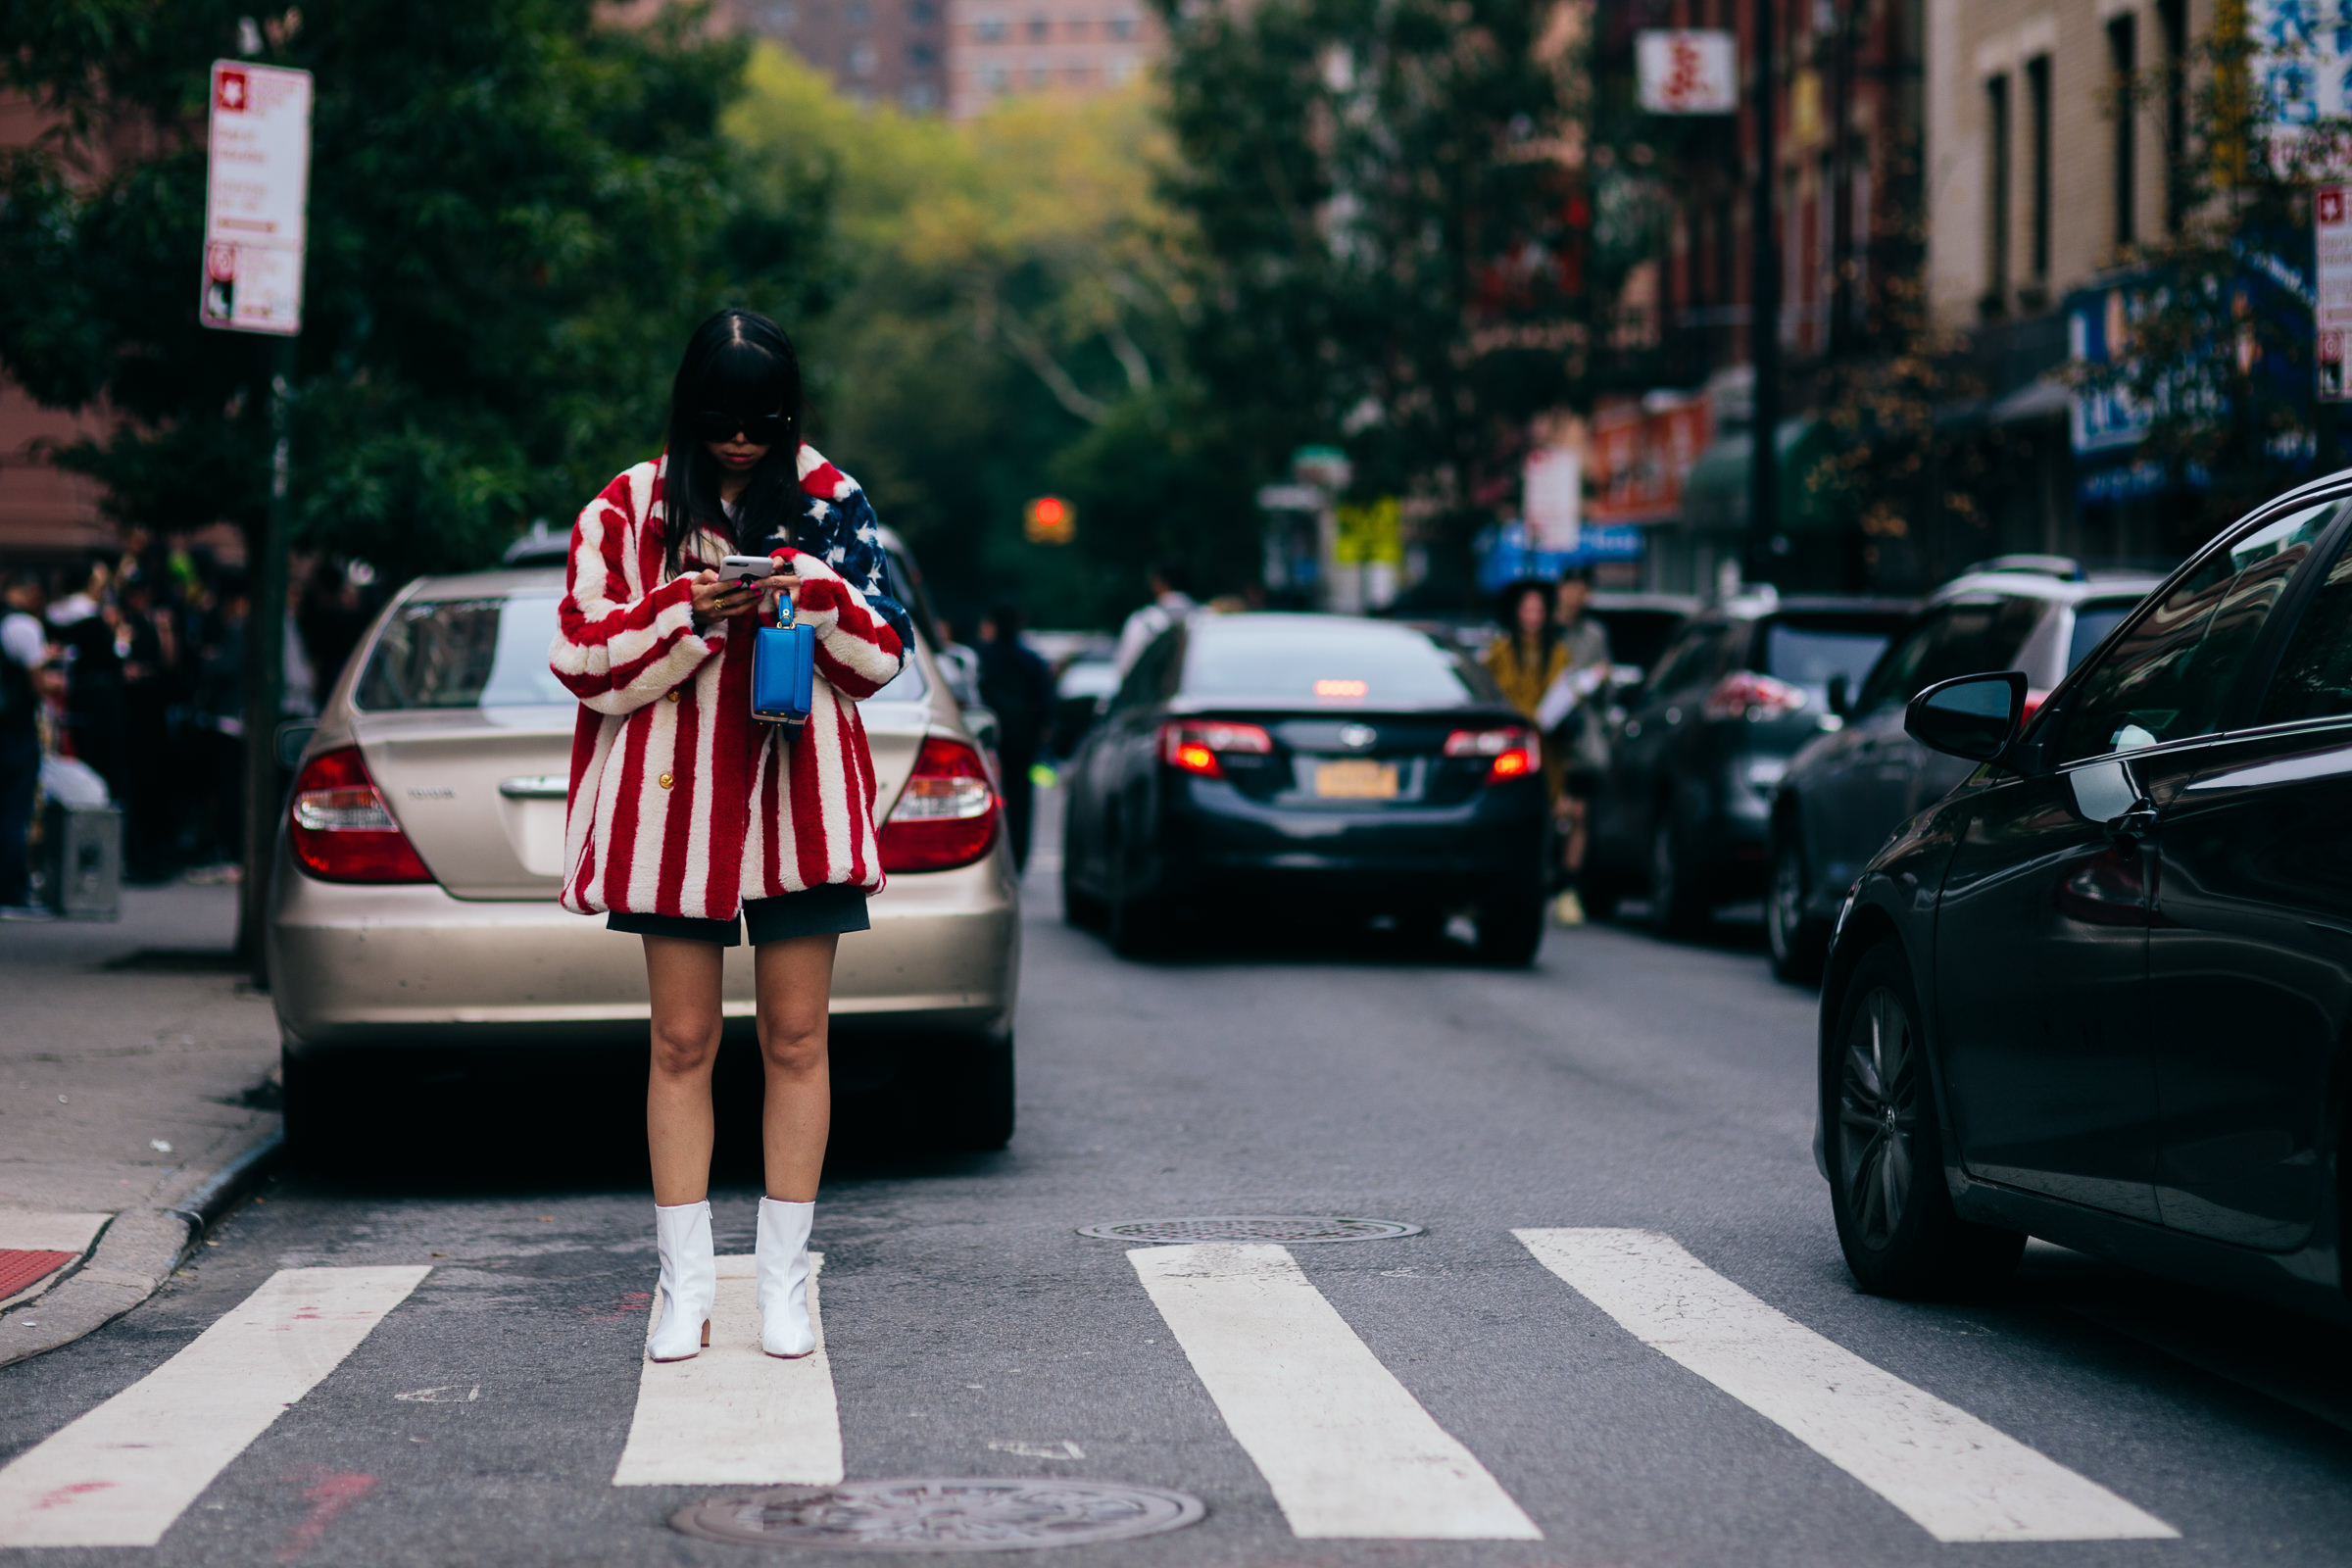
[
  {"x1": 945, "y1": 0, "x2": 1159, "y2": 119},
  {"x1": 728, "y1": 0, "x2": 951, "y2": 111},
  {"x1": 1925, "y1": 0, "x2": 2213, "y2": 568}
]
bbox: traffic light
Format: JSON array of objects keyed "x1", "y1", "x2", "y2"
[{"x1": 1023, "y1": 495, "x2": 1075, "y2": 545}]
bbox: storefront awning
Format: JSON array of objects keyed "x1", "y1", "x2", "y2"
[{"x1": 1678, "y1": 418, "x2": 1841, "y2": 535}]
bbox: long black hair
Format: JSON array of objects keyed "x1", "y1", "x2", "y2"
[
  {"x1": 661, "y1": 308, "x2": 805, "y2": 583},
  {"x1": 1495, "y1": 578, "x2": 1558, "y2": 662}
]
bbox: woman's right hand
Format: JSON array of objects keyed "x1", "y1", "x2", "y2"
[{"x1": 687, "y1": 569, "x2": 763, "y2": 625}]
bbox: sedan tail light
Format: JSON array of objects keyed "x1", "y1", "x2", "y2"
[
  {"x1": 1703, "y1": 670, "x2": 1807, "y2": 721},
  {"x1": 1444, "y1": 725, "x2": 1540, "y2": 784},
  {"x1": 879, "y1": 735, "x2": 999, "y2": 872},
  {"x1": 2023, "y1": 687, "x2": 2051, "y2": 722},
  {"x1": 288, "y1": 747, "x2": 434, "y2": 884},
  {"x1": 1159, "y1": 720, "x2": 1273, "y2": 779}
]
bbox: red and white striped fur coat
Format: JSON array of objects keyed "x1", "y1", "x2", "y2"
[{"x1": 549, "y1": 447, "x2": 906, "y2": 918}]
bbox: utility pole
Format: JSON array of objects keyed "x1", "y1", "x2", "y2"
[{"x1": 1748, "y1": 0, "x2": 1781, "y2": 587}]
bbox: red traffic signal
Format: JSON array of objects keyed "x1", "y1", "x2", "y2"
[{"x1": 1023, "y1": 495, "x2": 1075, "y2": 544}]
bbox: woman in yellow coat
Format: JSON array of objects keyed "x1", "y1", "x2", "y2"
[{"x1": 1484, "y1": 580, "x2": 1569, "y2": 808}]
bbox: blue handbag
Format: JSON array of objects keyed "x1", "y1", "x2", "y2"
[{"x1": 752, "y1": 586, "x2": 815, "y2": 730}]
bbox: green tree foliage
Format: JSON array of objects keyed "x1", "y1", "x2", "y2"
[
  {"x1": 727, "y1": 46, "x2": 1207, "y2": 625},
  {"x1": 1151, "y1": 0, "x2": 1596, "y2": 592},
  {"x1": 0, "y1": 0, "x2": 827, "y2": 580}
]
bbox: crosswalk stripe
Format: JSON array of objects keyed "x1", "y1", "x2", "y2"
[
  {"x1": 1515, "y1": 1228, "x2": 2179, "y2": 1544},
  {"x1": 0, "y1": 1265, "x2": 430, "y2": 1548},
  {"x1": 1130, "y1": 1243, "x2": 1542, "y2": 1541},
  {"x1": 612, "y1": 1252, "x2": 842, "y2": 1487}
]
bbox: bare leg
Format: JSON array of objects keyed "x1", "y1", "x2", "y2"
[
  {"x1": 644, "y1": 935, "x2": 726, "y2": 1206},
  {"x1": 1561, "y1": 795, "x2": 1589, "y2": 877},
  {"x1": 755, "y1": 933, "x2": 838, "y2": 1202}
]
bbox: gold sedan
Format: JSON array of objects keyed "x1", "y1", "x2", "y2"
[{"x1": 265, "y1": 531, "x2": 1019, "y2": 1149}]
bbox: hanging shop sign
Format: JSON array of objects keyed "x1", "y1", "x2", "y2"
[
  {"x1": 1522, "y1": 448, "x2": 1582, "y2": 553},
  {"x1": 1636, "y1": 30, "x2": 1737, "y2": 116},
  {"x1": 200, "y1": 60, "x2": 313, "y2": 335}
]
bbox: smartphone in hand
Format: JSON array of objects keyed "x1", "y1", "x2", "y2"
[{"x1": 718, "y1": 555, "x2": 778, "y2": 585}]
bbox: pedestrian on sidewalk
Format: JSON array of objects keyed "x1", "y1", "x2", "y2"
[
  {"x1": 549, "y1": 308, "x2": 911, "y2": 1367},
  {"x1": 1, "y1": 572, "x2": 53, "y2": 916},
  {"x1": 1113, "y1": 561, "x2": 1197, "y2": 674},
  {"x1": 976, "y1": 601, "x2": 1052, "y2": 872},
  {"x1": 1547, "y1": 567, "x2": 1614, "y2": 926}
]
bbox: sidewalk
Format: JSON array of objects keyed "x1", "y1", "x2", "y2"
[{"x1": 0, "y1": 883, "x2": 282, "y2": 1366}]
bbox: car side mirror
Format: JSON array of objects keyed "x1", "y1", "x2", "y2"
[
  {"x1": 273, "y1": 720, "x2": 318, "y2": 770},
  {"x1": 1905, "y1": 671, "x2": 2025, "y2": 762},
  {"x1": 1827, "y1": 673, "x2": 1851, "y2": 718}
]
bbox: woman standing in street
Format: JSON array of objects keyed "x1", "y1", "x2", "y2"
[
  {"x1": 550, "y1": 309, "x2": 911, "y2": 1363},
  {"x1": 1485, "y1": 578, "x2": 1569, "y2": 806}
]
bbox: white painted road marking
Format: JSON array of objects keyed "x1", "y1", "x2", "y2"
[
  {"x1": 612, "y1": 1252, "x2": 842, "y2": 1487},
  {"x1": 1516, "y1": 1228, "x2": 2178, "y2": 1544},
  {"x1": 1130, "y1": 1243, "x2": 1542, "y2": 1540},
  {"x1": 0, "y1": 1265, "x2": 430, "y2": 1548}
]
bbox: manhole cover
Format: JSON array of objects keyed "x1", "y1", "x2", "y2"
[
  {"x1": 671, "y1": 1479, "x2": 1205, "y2": 1551},
  {"x1": 1076, "y1": 1215, "x2": 1422, "y2": 1245}
]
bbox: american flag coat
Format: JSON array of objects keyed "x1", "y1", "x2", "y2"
[{"x1": 549, "y1": 444, "x2": 910, "y2": 920}]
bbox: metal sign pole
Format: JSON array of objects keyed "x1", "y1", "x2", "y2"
[
  {"x1": 1748, "y1": 0, "x2": 1781, "y2": 588},
  {"x1": 198, "y1": 57, "x2": 311, "y2": 977}
]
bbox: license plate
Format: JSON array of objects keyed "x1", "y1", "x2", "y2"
[{"x1": 1314, "y1": 759, "x2": 1398, "y2": 800}]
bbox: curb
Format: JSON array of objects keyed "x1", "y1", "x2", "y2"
[{"x1": 0, "y1": 1120, "x2": 285, "y2": 1370}]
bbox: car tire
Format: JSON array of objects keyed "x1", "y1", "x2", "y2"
[
  {"x1": 1474, "y1": 889, "x2": 1544, "y2": 966},
  {"x1": 1060, "y1": 856, "x2": 1105, "y2": 931},
  {"x1": 1579, "y1": 866, "x2": 1624, "y2": 921},
  {"x1": 1649, "y1": 809, "x2": 1709, "y2": 936},
  {"x1": 1105, "y1": 861, "x2": 1166, "y2": 957},
  {"x1": 927, "y1": 1034, "x2": 1014, "y2": 1152},
  {"x1": 1766, "y1": 830, "x2": 1828, "y2": 986},
  {"x1": 1824, "y1": 942, "x2": 2025, "y2": 1298}
]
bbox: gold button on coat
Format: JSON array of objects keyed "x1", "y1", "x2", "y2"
[
  {"x1": 667, "y1": 690, "x2": 680, "y2": 703},
  {"x1": 658, "y1": 772, "x2": 674, "y2": 790}
]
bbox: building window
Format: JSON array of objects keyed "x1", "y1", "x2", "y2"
[
  {"x1": 908, "y1": 0, "x2": 938, "y2": 20},
  {"x1": 1107, "y1": 54, "x2": 1137, "y2": 84},
  {"x1": 845, "y1": 0, "x2": 868, "y2": 26},
  {"x1": 758, "y1": 0, "x2": 798, "y2": 29},
  {"x1": 2026, "y1": 56, "x2": 2051, "y2": 283},
  {"x1": 848, "y1": 41, "x2": 876, "y2": 74},
  {"x1": 975, "y1": 14, "x2": 1005, "y2": 41},
  {"x1": 1108, "y1": 12, "x2": 1135, "y2": 36},
  {"x1": 1027, "y1": 13, "x2": 1050, "y2": 39},
  {"x1": 2109, "y1": 14, "x2": 2137, "y2": 251},
  {"x1": 1066, "y1": 15, "x2": 1089, "y2": 37},
  {"x1": 981, "y1": 64, "x2": 1009, "y2": 91},
  {"x1": 2158, "y1": 0, "x2": 2187, "y2": 231},
  {"x1": 1985, "y1": 73, "x2": 2011, "y2": 311},
  {"x1": 907, "y1": 40, "x2": 937, "y2": 67},
  {"x1": 1027, "y1": 60, "x2": 1051, "y2": 86},
  {"x1": 1066, "y1": 63, "x2": 1093, "y2": 83},
  {"x1": 903, "y1": 81, "x2": 940, "y2": 111}
]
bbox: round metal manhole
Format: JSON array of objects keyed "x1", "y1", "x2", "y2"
[
  {"x1": 671, "y1": 1479, "x2": 1205, "y2": 1552},
  {"x1": 1076, "y1": 1215, "x2": 1423, "y2": 1245}
]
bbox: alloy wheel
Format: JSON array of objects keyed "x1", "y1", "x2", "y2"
[
  {"x1": 1767, "y1": 842, "x2": 1804, "y2": 964},
  {"x1": 1837, "y1": 985, "x2": 1918, "y2": 1250}
]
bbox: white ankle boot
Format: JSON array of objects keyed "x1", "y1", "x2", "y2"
[
  {"x1": 755, "y1": 1197, "x2": 816, "y2": 1358},
  {"x1": 647, "y1": 1200, "x2": 715, "y2": 1362}
]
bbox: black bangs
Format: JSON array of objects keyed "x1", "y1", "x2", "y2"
[
  {"x1": 693, "y1": 336, "x2": 789, "y2": 416},
  {"x1": 661, "y1": 308, "x2": 807, "y2": 582}
]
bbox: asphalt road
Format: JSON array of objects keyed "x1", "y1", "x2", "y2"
[{"x1": 7, "y1": 811, "x2": 2352, "y2": 1566}]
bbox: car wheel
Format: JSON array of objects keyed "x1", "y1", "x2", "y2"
[
  {"x1": 1059, "y1": 854, "x2": 1105, "y2": 931},
  {"x1": 1649, "y1": 810, "x2": 1709, "y2": 936},
  {"x1": 1105, "y1": 860, "x2": 1165, "y2": 957},
  {"x1": 1579, "y1": 866, "x2": 1624, "y2": 921},
  {"x1": 927, "y1": 1034, "x2": 1014, "y2": 1152},
  {"x1": 1767, "y1": 830, "x2": 1828, "y2": 985},
  {"x1": 1474, "y1": 889, "x2": 1544, "y2": 966},
  {"x1": 1824, "y1": 943, "x2": 2024, "y2": 1298}
]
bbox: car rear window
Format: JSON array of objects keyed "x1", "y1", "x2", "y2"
[
  {"x1": 356, "y1": 595, "x2": 572, "y2": 710},
  {"x1": 1590, "y1": 609, "x2": 1687, "y2": 674},
  {"x1": 1181, "y1": 622, "x2": 1483, "y2": 705},
  {"x1": 2065, "y1": 600, "x2": 2138, "y2": 672},
  {"x1": 1759, "y1": 617, "x2": 1899, "y2": 702}
]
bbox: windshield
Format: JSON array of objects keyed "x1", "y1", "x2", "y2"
[
  {"x1": 1182, "y1": 621, "x2": 1485, "y2": 705},
  {"x1": 356, "y1": 595, "x2": 572, "y2": 710},
  {"x1": 2065, "y1": 601, "x2": 2137, "y2": 672},
  {"x1": 1761, "y1": 618, "x2": 1897, "y2": 703}
]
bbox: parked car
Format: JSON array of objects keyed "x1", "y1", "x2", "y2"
[
  {"x1": 1050, "y1": 646, "x2": 1121, "y2": 760},
  {"x1": 1765, "y1": 563, "x2": 2161, "y2": 981},
  {"x1": 267, "y1": 528, "x2": 1020, "y2": 1152},
  {"x1": 1818, "y1": 473, "x2": 2352, "y2": 1316},
  {"x1": 1587, "y1": 591, "x2": 1914, "y2": 931},
  {"x1": 1583, "y1": 591, "x2": 1701, "y2": 692},
  {"x1": 1058, "y1": 612, "x2": 1549, "y2": 962}
]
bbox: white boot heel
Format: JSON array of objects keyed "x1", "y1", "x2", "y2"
[
  {"x1": 648, "y1": 1200, "x2": 715, "y2": 1362},
  {"x1": 756, "y1": 1197, "x2": 816, "y2": 1358}
]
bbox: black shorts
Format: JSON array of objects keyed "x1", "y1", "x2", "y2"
[
  {"x1": 607, "y1": 884, "x2": 870, "y2": 947},
  {"x1": 1562, "y1": 768, "x2": 1603, "y2": 801}
]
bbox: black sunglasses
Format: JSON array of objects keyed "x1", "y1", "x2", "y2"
[{"x1": 692, "y1": 409, "x2": 789, "y2": 445}]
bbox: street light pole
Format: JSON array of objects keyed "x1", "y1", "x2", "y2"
[{"x1": 1748, "y1": 0, "x2": 1781, "y2": 587}]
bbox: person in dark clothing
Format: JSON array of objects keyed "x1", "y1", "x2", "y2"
[
  {"x1": 1, "y1": 573, "x2": 51, "y2": 913},
  {"x1": 116, "y1": 577, "x2": 174, "y2": 881},
  {"x1": 191, "y1": 572, "x2": 250, "y2": 866},
  {"x1": 976, "y1": 601, "x2": 1054, "y2": 873}
]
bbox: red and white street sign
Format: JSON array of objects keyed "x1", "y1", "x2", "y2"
[
  {"x1": 1524, "y1": 447, "x2": 1583, "y2": 554},
  {"x1": 1637, "y1": 30, "x2": 1737, "y2": 116},
  {"x1": 199, "y1": 60, "x2": 312, "y2": 335}
]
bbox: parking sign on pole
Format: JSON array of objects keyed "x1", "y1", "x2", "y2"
[
  {"x1": 2320, "y1": 186, "x2": 2352, "y2": 403},
  {"x1": 200, "y1": 61, "x2": 312, "y2": 334}
]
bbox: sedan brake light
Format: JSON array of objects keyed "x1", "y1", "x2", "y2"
[
  {"x1": 1443, "y1": 725, "x2": 1540, "y2": 784},
  {"x1": 1703, "y1": 670, "x2": 1807, "y2": 721},
  {"x1": 2023, "y1": 687, "x2": 2051, "y2": 722},
  {"x1": 1159, "y1": 720, "x2": 1273, "y2": 779},
  {"x1": 288, "y1": 747, "x2": 434, "y2": 884},
  {"x1": 880, "y1": 735, "x2": 1000, "y2": 872}
]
